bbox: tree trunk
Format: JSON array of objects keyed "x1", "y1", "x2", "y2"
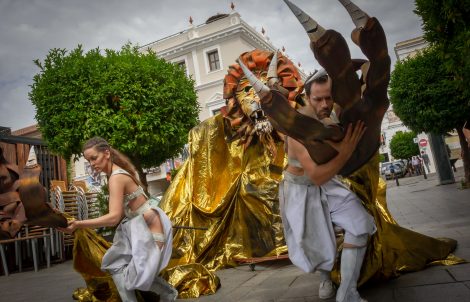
[
  {"x1": 428, "y1": 133, "x2": 455, "y2": 184},
  {"x1": 456, "y1": 127, "x2": 470, "y2": 186}
]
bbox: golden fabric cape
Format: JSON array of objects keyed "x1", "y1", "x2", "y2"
[
  {"x1": 159, "y1": 113, "x2": 287, "y2": 297},
  {"x1": 72, "y1": 228, "x2": 120, "y2": 302},
  {"x1": 334, "y1": 155, "x2": 465, "y2": 286}
]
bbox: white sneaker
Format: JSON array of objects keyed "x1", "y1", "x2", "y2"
[
  {"x1": 336, "y1": 290, "x2": 367, "y2": 302},
  {"x1": 319, "y1": 279, "x2": 336, "y2": 299}
]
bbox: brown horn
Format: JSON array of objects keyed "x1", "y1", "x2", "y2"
[
  {"x1": 338, "y1": 0, "x2": 369, "y2": 29},
  {"x1": 283, "y1": 0, "x2": 326, "y2": 43}
]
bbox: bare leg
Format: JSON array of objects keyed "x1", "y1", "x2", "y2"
[{"x1": 143, "y1": 209, "x2": 165, "y2": 249}]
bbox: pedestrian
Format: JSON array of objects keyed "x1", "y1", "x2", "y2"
[
  {"x1": 446, "y1": 144, "x2": 457, "y2": 172},
  {"x1": 412, "y1": 156, "x2": 421, "y2": 176},
  {"x1": 59, "y1": 137, "x2": 177, "y2": 302},
  {"x1": 406, "y1": 158, "x2": 414, "y2": 177},
  {"x1": 420, "y1": 151, "x2": 431, "y2": 173},
  {"x1": 463, "y1": 120, "x2": 470, "y2": 149},
  {"x1": 279, "y1": 71, "x2": 376, "y2": 302}
]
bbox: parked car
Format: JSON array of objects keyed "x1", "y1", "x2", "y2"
[{"x1": 381, "y1": 162, "x2": 405, "y2": 180}]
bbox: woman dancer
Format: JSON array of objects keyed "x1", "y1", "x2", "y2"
[{"x1": 61, "y1": 137, "x2": 177, "y2": 302}]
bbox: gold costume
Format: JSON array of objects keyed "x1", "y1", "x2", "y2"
[
  {"x1": 333, "y1": 155, "x2": 464, "y2": 286},
  {"x1": 160, "y1": 114, "x2": 287, "y2": 298}
]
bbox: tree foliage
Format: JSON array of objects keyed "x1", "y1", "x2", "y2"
[
  {"x1": 389, "y1": 131, "x2": 419, "y2": 160},
  {"x1": 389, "y1": 47, "x2": 469, "y2": 134},
  {"x1": 30, "y1": 44, "x2": 199, "y2": 178},
  {"x1": 390, "y1": 46, "x2": 470, "y2": 185},
  {"x1": 414, "y1": 0, "x2": 470, "y2": 102}
]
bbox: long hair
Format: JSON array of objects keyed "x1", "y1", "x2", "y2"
[{"x1": 82, "y1": 137, "x2": 143, "y2": 188}]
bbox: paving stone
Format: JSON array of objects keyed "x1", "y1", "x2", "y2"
[
  {"x1": 281, "y1": 285, "x2": 317, "y2": 299},
  {"x1": 447, "y1": 263, "x2": 470, "y2": 281},
  {"x1": 277, "y1": 298, "x2": 308, "y2": 302},
  {"x1": 395, "y1": 282, "x2": 470, "y2": 302},
  {"x1": 454, "y1": 247, "x2": 470, "y2": 260},
  {"x1": 464, "y1": 281, "x2": 470, "y2": 290},
  {"x1": 241, "y1": 286, "x2": 292, "y2": 301},
  {"x1": 361, "y1": 285, "x2": 395, "y2": 302},
  {"x1": 387, "y1": 265, "x2": 454, "y2": 288}
]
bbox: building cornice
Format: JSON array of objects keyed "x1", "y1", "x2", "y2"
[
  {"x1": 205, "y1": 92, "x2": 224, "y2": 107},
  {"x1": 143, "y1": 21, "x2": 275, "y2": 59},
  {"x1": 195, "y1": 78, "x2": 224, "y2": 91}
]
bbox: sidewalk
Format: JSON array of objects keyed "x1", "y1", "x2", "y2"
[{"x1": 1, "y1": 169, "x2": 469, "y2": 301}]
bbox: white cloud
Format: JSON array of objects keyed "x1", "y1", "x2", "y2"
[{"x1": 0, "y1": 0, "x2": 423, "y2": 130}]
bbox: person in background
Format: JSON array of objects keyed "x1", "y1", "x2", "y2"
[
  {"x1": 420, "y1": 151, "x2": 431, "y2": 173},
  {"x1": 463, "y1": 120, "x2": 470, "y2": 149},
  {"x1": 412, "y1": 156, "x2": 421, "y2": 176},
  {"x1": 446, "y1": 144, "x2": 457, "y2": 172}
]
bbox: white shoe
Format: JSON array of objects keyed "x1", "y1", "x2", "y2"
[
  {"x1": 319, "y1": 279, "x2": 336, "y2": 299},
  {"x1": 337, "y1": 289, "x2": 367, "y2": 302}
]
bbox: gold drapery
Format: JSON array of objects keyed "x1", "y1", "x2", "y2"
[
  {"x1": 72, "y1": 228, "x2": 120, "y2": 302},
  {"x1": 159, "y1": 113, "x2": 287, "y2": 297},
  {"x1": 161, "y1": 114, "x2": 286, "y2": 269},
  {"x1": 331, "y1": 155, "x2": 465, "y2": 285}
]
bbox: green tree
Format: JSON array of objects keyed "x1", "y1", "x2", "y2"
[
  {"x1": 389, "y1": 47, "x2": 470, "y2": 185},
  {"x1": 415, "y1": 0, "x2": 470, "y2": 103},
  {"x1": 389, "y1": 131, "x2": 419, "y2": 160},
  {"x1": 30, "y1": 44, "x2": 199, "y2": 188}
]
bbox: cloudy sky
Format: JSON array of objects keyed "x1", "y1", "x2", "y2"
[{"x1": 0, "y1": 0, "x2": 423, "y2": 131}]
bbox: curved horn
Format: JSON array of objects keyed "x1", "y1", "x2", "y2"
[
  {"x1": 283, "y1": 0, "x2": 325, "y2": 43},
  {"x1": 26, "y1": 147, "x2": 38, "y2": 167},
  {"x1": 236, "y1": 58, "x2": 271, "y2": 100},
  {"x1": 267, "y1": 51, "x2": 279, "y2": 86},
  {"x1": 338, "y1": 0, "x2": 369, "y2": 29}
]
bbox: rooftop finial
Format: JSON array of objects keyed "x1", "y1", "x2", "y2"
[
  {"x1": 282, "y1": 46, "x2": 286, "y2": 52},
  {"x1": 231, "y1": 2, "x2": 235, "y2": 10},
  {"x1": 189, "y1": 16, "x2": 193, "y2": 25}
]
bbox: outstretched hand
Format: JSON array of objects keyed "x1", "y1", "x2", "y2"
[
  {"x1": 57, "y1": 219, "x2": 78, "y2": 234},
  {"x1": 325, "y1": 121, "x2": 366, "y2": 158}
]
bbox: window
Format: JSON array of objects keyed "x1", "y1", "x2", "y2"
[
  {"x1": 207, "y1": 50, "x2": 220, "y2": 72},
  {"x1": 212, "y1": 107, "x2": 222, "y2": 116},
  {"x1": 176, "y1": 60, "x2": 186, "y2": 72}
]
